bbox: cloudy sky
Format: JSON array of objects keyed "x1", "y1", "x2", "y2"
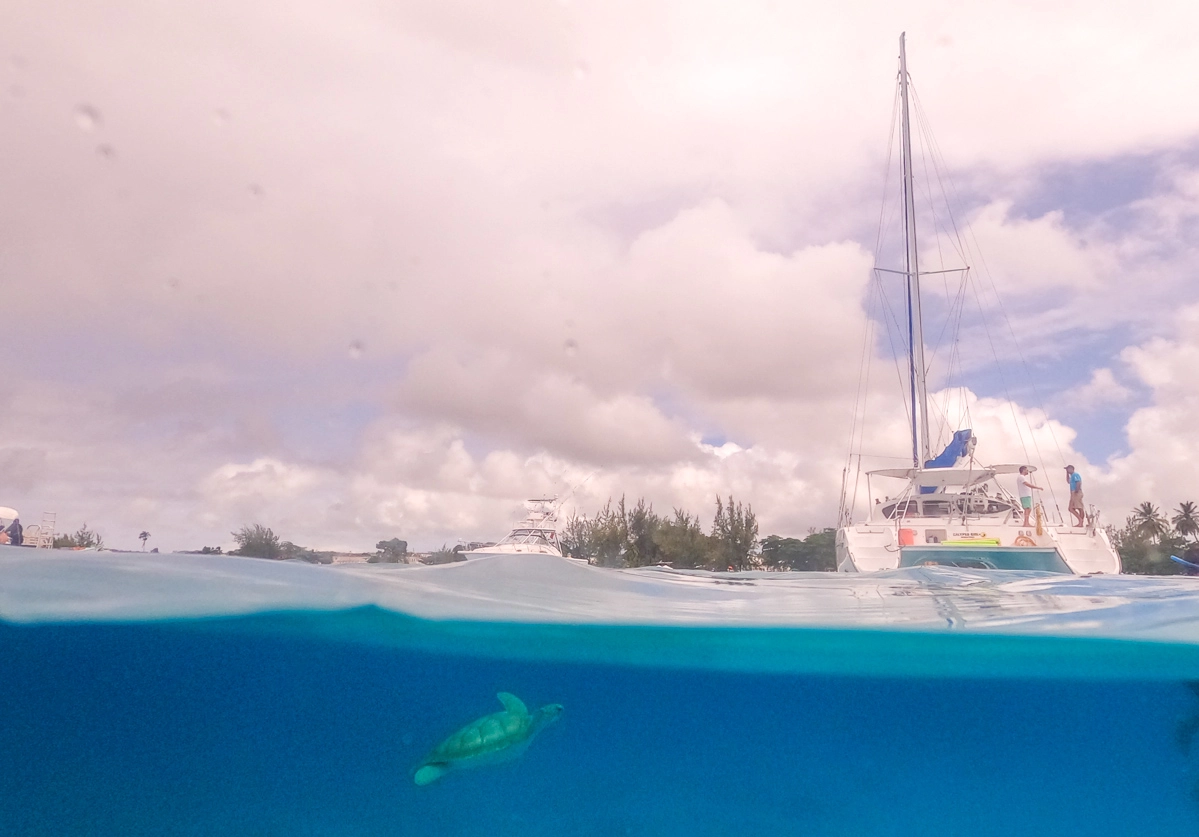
[{"x1": 3, "y1": 0, "x2": 1199, "y2": 552}]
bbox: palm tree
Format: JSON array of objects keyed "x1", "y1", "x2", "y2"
[
  {"x1": 1131, "y1": 502, "x2": 1170, "y2": 543},
  {"x1": 139, "y1": 531, "x2": 151, "y2": 551},
  {"x1": 1173, "y1": 502, "x2": 1199, "y2": 542}
]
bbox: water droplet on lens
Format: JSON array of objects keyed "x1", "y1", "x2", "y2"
[
  {"x1": 8, "y1": 84, "x2": 23, "y2": 98},
  {"x1": 74, "y1": 104, "x2": 102, "y2": 133},
  {"x1": 165, "y1": 277, "x2": 180, "y2": 291},
  {"x1": 564, "y1": 338, "x2": 578, "y2": 357},
  {"x1": 573, "y1": 60, "x2": 591, "y2": 79},
  {"x1": 95, "y1": 143, "x2": 115, "y2": 160},
  {"x1": 248, "y1": 183, "x2": 264, "y2": 197},
  {"x1": 348, "y1": 340, "x2": 365, "y2": 359},
  {"x1": 213, "y1": 108, "x2": 230, "y2": 126}
]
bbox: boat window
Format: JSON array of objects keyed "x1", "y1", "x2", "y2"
[{"x1": 499, "y1": 528, "x2": 555, "y2": 548}]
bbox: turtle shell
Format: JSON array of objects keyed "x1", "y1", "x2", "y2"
[
  {"x1": 413, "y1": 693, "x2": 562, "y2": 786},
  {"x1": 428, "y1": 708, "x2": 531, "y2": 762}
]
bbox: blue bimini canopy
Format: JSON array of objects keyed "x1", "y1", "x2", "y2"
[
  {"x1": 920, "y1": 429, "x2": 974, "y2": 493},
  {"x1": 925, "y1": 429, "x2": 973, "y2": 469}
]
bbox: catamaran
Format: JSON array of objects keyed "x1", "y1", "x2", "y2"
[{"x1": 835, "y1": 35, "x2": 1120, "y2": 575}]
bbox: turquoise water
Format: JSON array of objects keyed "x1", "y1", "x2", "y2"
[{"x1": 5, "y1": 550, "x2": 1199, "y2": 834}]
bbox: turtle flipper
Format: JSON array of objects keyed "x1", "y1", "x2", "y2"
[
  {"x1": 414, "y1": 763, "x2": 448, "y2": 786},
  {"x1": 496, "y1": 692, "x2": 528, "y2": 717}
]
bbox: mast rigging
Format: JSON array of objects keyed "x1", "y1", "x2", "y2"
[{"x1": 899, "y1": 32, "x2": 931, "y2": 467}]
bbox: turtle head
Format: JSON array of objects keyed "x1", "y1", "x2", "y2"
[{"x1": 531, "y1": 703, "x2": 564, "y2": 733}]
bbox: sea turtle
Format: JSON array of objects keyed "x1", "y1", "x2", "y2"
[{"x1": 413, "y1": 692, "x2": 563, "y2": 786}]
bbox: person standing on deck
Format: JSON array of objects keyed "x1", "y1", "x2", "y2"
[
  {"x1": 1065, "y1": 465, "x2": 1085, "y2": 527},
  {"x1": 1017, "y1": 466, "x2": 1043, "y2": 528}
]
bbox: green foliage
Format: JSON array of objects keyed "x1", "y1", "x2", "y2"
[
  {"x1": 710, "y1": 495, "x2": 759, "y2": 572},
  {"x1": 227, "y1": 526, "x2": 328, "y2": 563},
  {"x1": 1130, "y1": 502, "x2": 1170, "y2": 543},
  {"x1": 624, "y1": 497, "x2": 660, "y2": 567},
  {"x1": 1112, "y1": 500, "x2": 1198, "y2": 574},
  {"x1": 53, "y1": 524, "x2": 105, "y2": 549},
  {"x1": 199, "y1": 546, "x2": 223, "y2": 554},
  {"x1": 653, "y1": 509, "x2": 712, "y2": 569},
  {"x1": 278, "y1": 540, "x2": 328, "y2": 563},
  {"x1": 425, "y1": 544, "x2": 465, "y2": 565},
  {"x1": 760, "y1": 529, "x2": 837, "y2": 571},
  {"x1": 138, "y1": 531, "x2": 151, "y2": 550},
  {"x1": 589, "y1": 500, "x2": 629, "y2": 567},
  {"x1": 1173, "y1": 501, "x2": 1199, "y2": 542},
  {"x1": 560, "y1": 513, "x2": 592, "y2": 561},
  {"x1": 231, "y1": 524, "x2": 281, "y2": 559},
  {"x1": 562, "y1": 494, "x2": 758, "y2": 570},
  {"x1": 372, "y1": 538, "x2": 409, "y2": 563}
]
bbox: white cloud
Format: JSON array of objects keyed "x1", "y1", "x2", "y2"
[
  {"x1": 1100, "y1": 306, "x2": 1199, "y2": 513},
  {"x1": 4, "y1": 0, "x2": 1199, "y2": 551},
  {"x1": 1057, "y1": 368, "x2": 1136, "y2": 413}
]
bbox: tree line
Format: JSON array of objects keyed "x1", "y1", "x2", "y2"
[
  {"x1": 560, "y1": 495, "x2": 836, "y2": 571},
  {"x1": 62, "y1": 498, "x2": 1199, "y2": 576},
  {"x1": 560, "y1": 495, "x2": 755, "y2": 570},
  {"x1": 52, "y1": 524, "x2": 105, "y2": 550},
  {"x1": 223, "y1": 525, "x2": 420, "y2": 564},
  {"x1": 1109, "y1": 500, "x2": 1199, "y2": 575}
]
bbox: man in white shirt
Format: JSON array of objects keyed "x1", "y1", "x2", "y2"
[{"x1": 1017, "y1": 466, "x2": 1043, "y2": 527}]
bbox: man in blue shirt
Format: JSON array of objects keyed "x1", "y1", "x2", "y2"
[{"x1": 1065, "y1": 465, "x2": 1084, "y2": 526}]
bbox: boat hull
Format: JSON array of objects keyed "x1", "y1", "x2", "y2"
[{"x1": 836, "y1": 520, "x2": 1121, "y2": 575}]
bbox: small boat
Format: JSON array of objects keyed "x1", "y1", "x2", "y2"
[
  {"x1": 0, "y1": 506, "x2": 18, "y2": 545},
  {"x1": 464, "y1": 499, "x2": 564, "y2": 559},
  {"x1": 835, "y1": 35, "x2": 1121, "y2": 575}
]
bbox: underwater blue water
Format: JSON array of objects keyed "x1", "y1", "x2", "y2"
[{"x1": 4, "y1": 551, "x2": 1199, "y2": 835}]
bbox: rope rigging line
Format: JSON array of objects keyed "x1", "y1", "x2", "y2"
[
  {"x1": 910, "y1": 85, "x2": 972, "y2": 266},
  {"x1": 842, "y1": 278, "x2": 881, "y2": 524},
  {"x1": 842, "y1": 81, "x2": 904, "y2": 524},
  {"x1": 908, "y1": 84, "x2": 977, "y2": 455},
  {"x1": 913, "y1": 90, "x2": 972, "y2": 454},
  {"x1": 911, "y1": 105, "x2": 1034, "y2": 462},
  {"x1": 907, "y1": 82, "x2": 1068, "y2": 520},
  {"x1": 847, "y1": 68, "x2": 1075, "y2": 523},
  {"x1": 875, "y1": 269, "x2": 916, "y2": 432},
  {"x1": 916, "y1": 108, "x2": 1070, "y2": 515},
  {"x1": 913, "y1": 101, "x2": 949, "y2": 274},
  {"x1": 872, "y1": 85, "x2": 903, "y2": 265},
  {"x1": 968, "y1": 259, "x2": 1069, "y2": 518}
]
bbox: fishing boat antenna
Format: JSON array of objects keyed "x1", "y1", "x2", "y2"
[{"x1": 555, "y1": 470, "x2": 597, "y2": 511}]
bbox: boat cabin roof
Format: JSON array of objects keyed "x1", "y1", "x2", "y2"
[
  {"x1": 868, "y1": 463, "x2": 1034, "y2": 488},
  {"x1": 498, "y1": 527, "x2": 559, "y2": 545}
]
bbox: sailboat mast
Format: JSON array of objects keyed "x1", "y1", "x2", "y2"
[{"x1": 899, "y1": 32, "x2": 931, "y2": 467}]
